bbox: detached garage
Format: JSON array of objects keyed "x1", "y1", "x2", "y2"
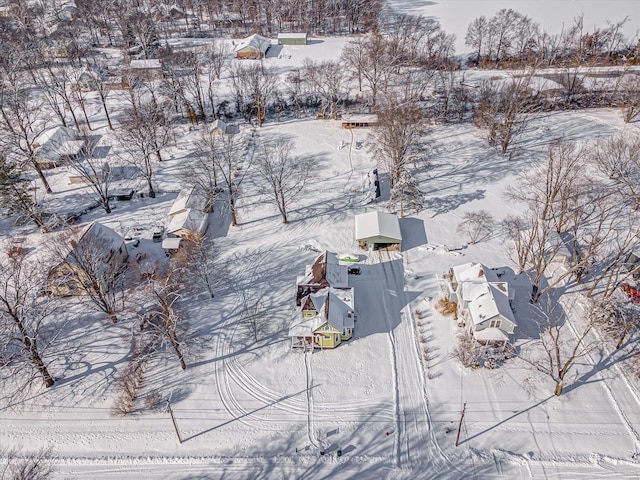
[
  {"x1": 277, "y1": 33, "x2": 308, "y2": 45},
  {"x1": 355, "y1": 211, "x2": 402, "y2": 251}
]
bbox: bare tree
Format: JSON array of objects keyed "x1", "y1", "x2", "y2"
[
  {"x1": 465, "y1": 15, "x2": 490, "y2": 64},
  {"x1": 69, "y1": 135, "x2": 114, "y2": 213},
  {"x1": 256, "y1": 137, "x2": 314, "y2": 224},
  {"x1": 302, "y1": 59, "x2": 347, "y2": 119},
  {"x1": 230, "y1": 63, "x2": 277, "y2": 126},
  {"x1": 457, "y1": 210, "x2": 495, "y2": 244},
  {"x1": 180, "y1": 127, "x2": 254, "y2": 226},
  {"x1": 172, "y1": 234, "x2": 217, "y2": 299},
  {"x1": 49, "y1": 225, "x2": 127, "y2": 323},
  {"x1": 368, "y1": 101, "x2": 426, "y2": 187},
  {"x1": 525, "y1": 297, "x2": 598, "y2": 396},
  {"x1": 591, "y1": 296, "x2": 640, "y2": 350},
  {"x1": 505, "y1": 140, "x2": 591, "y2": 301},
  {"x1": 0, "y1": 71, "x2": 54, "y2": 193},
  {"x1": 239, "y1": 296, "x2": 267, "y2": 343},
  {"x1": 142, "y1": 265, "x2": 187, "y2": 370},
  {"x1": 0, "y1": 252, "x2": 57, "y2": 395},
  {"x1": 116, "y1": 99, "x2": 173, "y2": 198},
  {"x1": 589, "y1": 134, "x2": 640, "y2": 210},
  {"x1": 473, "y1": 72, "x2": 538, "y2": 154},
  {"x1": 0, "y1": 445, "x2": 55, "y2": 480},
  {"x1": 620, "y1": 74, "x2": 640, "y2": 123},
  {"x1": 386, "y1": 169, "x2": 424, "y2": 217}
]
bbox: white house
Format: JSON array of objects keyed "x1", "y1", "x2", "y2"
[
  {"x1": 166, "y1": 209, "x2": 209, "y2": 239},
  {"x1": 355, "y1": 211, "x2": 402, "y2": 251},
  {"x1": 448, "y1": 262, "x2": 516, "y2": 343}
]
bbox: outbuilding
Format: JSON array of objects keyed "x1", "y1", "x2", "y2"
[
  {"x1": 355, "y1": 211, "x2": 402, "y2": 251},
  {"x1": 235, "y1": 34, "x2": 271, "y2": 59},
  {"x1": 277, "y1": 33, "x2": 308, "y2": 45}
]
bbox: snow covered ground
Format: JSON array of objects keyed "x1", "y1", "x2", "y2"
[
  {"x1": 2, "y1": 2, "x2": 640, "y2": 479},
  {"x1": 2, "y1": 107, "x2": 640, "y2": 478}
]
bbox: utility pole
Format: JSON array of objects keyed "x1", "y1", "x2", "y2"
[
  {"x1": 455, "y1": 401, "x2": 466, "y2": 447},
  {"x1": 166, "y1": 400, "x2": 182, "y2": 444}
]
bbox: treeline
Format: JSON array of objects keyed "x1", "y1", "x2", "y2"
[
  {"x1": 0, "y1": 0, "x2": 382, "y2": 56},
  {"x1": 466, "y1": 9, "x2": 640, "y2": 68}
]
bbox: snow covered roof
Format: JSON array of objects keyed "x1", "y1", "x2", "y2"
[
  {"x1": 291, "y1": 286, "x2": 355, "y2": 336},
  {"x1": 35, "y1": 126, "x2": 80, "y2": 160},
  {"x1": 130, "y1": 59, "x2": 162, "y2": 70},
  {"x1": 65, "y1": 222, "x2": 126, "y2": 267},
  {"x1": 166, "y1": 209, "x2": 209, "y2": 236},
  {"x1": 299, "y1": 251, "x2": 348, "y2": 289},
  {"x1": 355, "y1": 211, "x2": 402, "y2": 243},
  {"x1": 277, "y1": 32, "x2": 307, "y2": 40},
  {"x1": 169, "y1": 188, "x2": 208, "y2": 217},
  {"x1": 234, "y1": 34, "x2": 271, "y2": 53},
  {"x1": 162, "y1": 237, "x2": 182, "y2": 250},
  {"x1": 467, "y1": 283, "x2": 516, "y2": 328},
  {"x1": 211, "y1": 119, "x2": 228, "y2": 134},
  {"x1": 452, "y1": 262, "x2": 499, "y2": 283}
]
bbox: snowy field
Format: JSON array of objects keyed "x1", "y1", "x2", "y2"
[{"x1": 2, "y1": 2, "x2": 640, "y2": 479}]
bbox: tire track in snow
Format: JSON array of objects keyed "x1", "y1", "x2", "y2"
[{"x1": 304, "y1": 350, "x2": 319, "y2": 449}]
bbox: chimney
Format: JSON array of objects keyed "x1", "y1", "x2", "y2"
[
  {"x1": 70, "y1": 240, "x2": 77, "y2": 249},
  {"x1": 478, "y1": 268, "x2": 484, "y2": 277}
]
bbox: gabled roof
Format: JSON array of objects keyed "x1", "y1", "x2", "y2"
[
  {"x1": 211, "y1": 118, "x2": 228, "y2": 134},
  {"x1": 35, "y1": 126, "x2": 79, "y2": 160},
  {"x1": 298, "y1": 251, "x2": 348, "y2": 289},
  {"x1": 452, "y1": 262, "x2": 499, "y2": 283},
  {"x1": 277, "y1": 32, "x2": 307, "y2": 40},
  {"x1": 166, "y1": 209, "x2": 208, "y2": 235},
  {"x1": 130, "y1": 59, "x2": 162, "y2": 69},
  {"x1": 292, "y1": 286, "x2": 355, "y2": 336},
  {"x1": 234, "y1": 34, "x2": 271, "y2": 53},
  {"x1": 66, "y1": 222, "x2": 125, "y2": 267},
  {"x1": 467, "y1": 283, "x2": 516, "y2": 327},
  {"x1": 169, "y1": 188, "x2": 208, "y2": 217},
  {"x1": 355, "y1": 211, "x2": 402, "y2": 242}
]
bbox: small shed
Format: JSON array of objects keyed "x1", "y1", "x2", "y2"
[
  {"x1": 235, "y1": 34, "x2": 271, "y2": 59},
  {"x1": 277, "y1": 33, "x2": 307, "y2": 45},
  {"x1": 166, "y1": 209, "x2": 209, "y2": 239},
  {"x1": 341, "y1": 114, "x2": 378, "y2": 129},
  {"x1": 355, "y1": 211, "x2": 402, "y2": 251},
  {"x1": 129, "y1": 59, "x2": 163, "y2": 80}
]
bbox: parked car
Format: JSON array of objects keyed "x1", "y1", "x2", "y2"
[
  {"x1": 348, "y1": 266, "x2": 361, "y2": 275},
  {"x1": 152, "y1": 226, "x2": 164, "y2": 242}
]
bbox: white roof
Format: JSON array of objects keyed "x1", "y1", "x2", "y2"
[
  {"x1": 36, "y1": 126, "x2": 79, "y2": 160},
  {"x1": 291, "y1": 287, "x2": 354, "y2": 337},
  {"x1": 452, "y1": 262, "x2": 499, "y2": 283},
  {"x1": 169, "y1": 188, "x2": 208, "y2": 217},
  {"x1": 130, "y1": 59, "x2": 162, "y2": 69},
  {"x1": 355, "y1": 211, "x2": 402, "y2": 242},
  {"x1": 325, "y1": 252, "x2": 348, "y2": 288},
  {"x1": 166, "y1": 209, "x2": 209, "y2": 236},
  {"x1": 211, "y1": 119, "x2": 228, "y2": 134},
  {"x1": 66, "y1": 222, "x2": 125, "y2": 268},
  {"x1": 162, "y1": 237, "x2": 182, "y2": 250},
  {"x1": 467, "y1": 283, "x2": 516, "y2": 328},
  {"x1": 235, "y1": 34, "x2": 271, "y2": 53},
  {"x1": 277, "y1": 32, "x2": 307, "y2": 39}
]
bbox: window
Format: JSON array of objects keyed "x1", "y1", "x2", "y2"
[
  {"x1": 489, "y1": 319, "x2": 502, "y2": 329},
  {"x1": 334, "y1": 334, "x2": 339, "y2": 343}
]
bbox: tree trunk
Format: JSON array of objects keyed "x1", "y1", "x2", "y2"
[
  {"x1": 31, "y1": 160, "x2": 53, "y2": 194},
  {"x1": 554, "y1": 381, "x2": 563, "y2": 396},
  {"x1": 102, "y1": 97, "x2": 114, "y2": 130},
  {"x1": 169, "y1": 334, "x2": 186, "y2": 370}
]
